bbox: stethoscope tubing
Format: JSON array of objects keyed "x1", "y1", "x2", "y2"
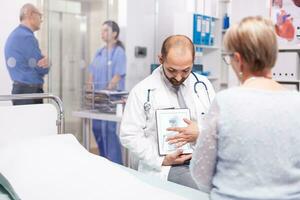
[
  {"x1": 191, "y1": 71, "x2": 211, "y2": 104},
  {"x1": 144, "y1": 72, "x2": 211, "y2": 112}
]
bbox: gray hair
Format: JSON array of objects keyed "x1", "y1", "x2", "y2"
[{"x1": 19, "y1": 3, "x2": 37, "y2": 21}]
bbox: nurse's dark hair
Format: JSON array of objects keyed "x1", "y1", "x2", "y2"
[
  {"x1": 161, "y1": 35, "x2": 195, "y2": 62},
  {"x1": 103, "y1": 20, "x2": 125, "y2": 49}
]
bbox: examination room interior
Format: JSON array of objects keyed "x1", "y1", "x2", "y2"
[
  {"x1": 0, "y1": 0, "x2": 300, "y2": 198},
  {"x1": 1, "y1": 0, "x2": 300, "y2": 162}
]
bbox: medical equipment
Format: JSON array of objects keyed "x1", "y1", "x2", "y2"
[
  {"x1": 143, "y1": 72, "x2": 211, "y2": 116},
  {"x1": 191, "y1": 71, "x2": 211, "y2": 104},
  {"x1": 143, "y1": 89, "x2": 152, "y2": 120},
  {"x1": 96, "y1": 46, "x2": 117, "y2": 67}
]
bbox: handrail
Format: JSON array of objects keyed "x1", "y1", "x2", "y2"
[{"x1": 0, "y1": 93, "x2": 64, "y2": 134}]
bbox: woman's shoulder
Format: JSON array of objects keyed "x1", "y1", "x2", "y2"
[
  {"x1": 216, "y1": 86, "x2": 300, "y2": 101},
  {"x1": 115, "y1": 45, "x2": 125, "y2": 53},
  {"x1": 215, "y1": 87, "x2": 256, "y2": 103},
  {"x1": 215, "y1": 87, "x2": 240, "y2": 99}
]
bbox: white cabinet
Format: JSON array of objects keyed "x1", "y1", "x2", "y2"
[
  {"x1": 192, "y1": 0, "x2": 231, "y2": 91},
  {"x1": 273, "y1": 48, "x2": 300, "y2": 91}
]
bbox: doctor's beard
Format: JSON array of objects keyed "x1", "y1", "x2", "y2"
[
  {"x1": 163, "y1": 68, "x2": 188, "y2": 86},
  {"x1": 168, "y1": 77, "x2": 187, "y2": 86}
]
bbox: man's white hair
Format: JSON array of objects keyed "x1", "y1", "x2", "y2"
[{"x1": 19, "y1": 3, "x2": 37, "y2": 21}]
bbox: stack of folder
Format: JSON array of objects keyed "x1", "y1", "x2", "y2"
[{"x1": 84, "y1": 87, "x2": 128, "y2": 113}]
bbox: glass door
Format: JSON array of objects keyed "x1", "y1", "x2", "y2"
[{"x1": 46, "y1": 0, "x2": 87, "y2": 139}]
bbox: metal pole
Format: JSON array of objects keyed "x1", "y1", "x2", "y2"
[{"x1": 0, "y1": 93, "x2": 64, "y2": 134}]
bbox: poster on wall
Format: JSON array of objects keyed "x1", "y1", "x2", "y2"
[{"x1": 270, "y1": 0, "x2": 300, "y2": 48}]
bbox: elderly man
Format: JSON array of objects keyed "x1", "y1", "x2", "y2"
[
  {"x1": 120, "y1": 35, "x2": 215, "y2": 189},
  {"x1": 5, "y1": 3, "x2": 49, "y2": 105}
]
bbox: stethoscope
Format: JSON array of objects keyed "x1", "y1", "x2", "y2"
[
  {"x1": 144, "y1": 89, "x2": 153, "y2": 120},
  {"x1": 191, "y1": 71, "x2": 211, "y2": 104},
  {"x1": 143, "y1": 72, "x2": 211, "y2": 116},
  {"x1": 98, "y1": 46, "x2": 117, "y2": 67}
]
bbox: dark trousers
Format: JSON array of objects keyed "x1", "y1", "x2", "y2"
[
  {"x1": 168, "y1": 163, "x2": 199, "y2": 190},
  {"x1": 12, "y1": 82, "x2": 44, "y2": 105}
]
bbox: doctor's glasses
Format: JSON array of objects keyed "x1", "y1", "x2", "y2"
[{"x1": 222, "y1": 52, "x2": 234, "y2": 65}]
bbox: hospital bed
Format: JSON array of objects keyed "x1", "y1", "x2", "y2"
[{"x1": 0, "y1": 94, "x2": 209, "y2": 200}]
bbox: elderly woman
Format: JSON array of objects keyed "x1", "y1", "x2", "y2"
[{"x1": 190, "y1": 16, "x2": 300, "y2": 199}]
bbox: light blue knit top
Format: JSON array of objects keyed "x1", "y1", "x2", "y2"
[{"x1": 191, "y1": 87, "x2": 300, "y2": 200}]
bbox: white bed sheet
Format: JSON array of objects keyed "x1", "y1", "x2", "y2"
[{"x1": 0, "y1": 134, "x2": 207, "y2": 200}]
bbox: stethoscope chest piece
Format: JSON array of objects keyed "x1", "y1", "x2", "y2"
[{"x1": 144, "y1": 101, "x2": 151, "y2": 112}]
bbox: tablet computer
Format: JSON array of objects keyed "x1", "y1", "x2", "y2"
[{"x1": 156, "y1": 108, "x2": 193, "y2": 156}]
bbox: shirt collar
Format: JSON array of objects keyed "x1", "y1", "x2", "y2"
[{"x1": 19, "y1": 24, "x2": 33, "y2": 34}]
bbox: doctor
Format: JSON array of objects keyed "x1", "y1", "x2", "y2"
[{"x1": 120, "y1": 35, "x2": 215, "y2": 189}]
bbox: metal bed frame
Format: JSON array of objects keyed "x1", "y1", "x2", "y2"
[{"x1": 0, "y1": 93, "x2": 64, "y2": 134}]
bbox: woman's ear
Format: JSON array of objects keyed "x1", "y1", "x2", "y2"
[{"x1": 233, "y1": 52, "x2": 243, "y2": 72}]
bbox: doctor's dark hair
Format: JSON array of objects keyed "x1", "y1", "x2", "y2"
[
  {"x1": 103, "y1": 20, "x2": 125, "y2": 49},
  {"x1": 160, "y1": 35, "x2": 195, "y2": 62}
]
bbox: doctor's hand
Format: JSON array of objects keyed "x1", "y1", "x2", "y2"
[
  {"x1": 166, "y1": 119, "x2": 199, "y2": 148},
  {"x1": 162, "y1": 149, "x2": 192, "y2": 166}
]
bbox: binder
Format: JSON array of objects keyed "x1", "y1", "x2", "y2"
[
  {"x1": 210, "y1": 17, "x2": 216, "y2": 46},
  {"x1": 193, "y1": 14, "x2": 202, "y2": 45},
  {"x1": 202, "y1": 15, "x2": 211, "y2": 45}
]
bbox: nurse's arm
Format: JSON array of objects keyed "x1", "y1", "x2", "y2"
[
  {"x1": 107, "y1": 74, "x2": 121, "y2": 90},
  {"x1": 84, "y1": 74, "x2": 94, "y2": 91}
]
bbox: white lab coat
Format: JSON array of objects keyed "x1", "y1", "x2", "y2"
[{"x1": 120, "y1": 66, "x2": 215, "y2": 180}]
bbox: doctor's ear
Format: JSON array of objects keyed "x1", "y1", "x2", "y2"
[{"x1": 158, "y1": 55, "x2": 164, "y2": 64}]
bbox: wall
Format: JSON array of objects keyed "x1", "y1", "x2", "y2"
[
  {"x1": 125, "y1": 0, "x2": 197, "y2": 90},
  {"x1": 124, "y1": 0, "x2": 156, "y2": 90},
  {"x1": 0, "y1": 0, "x2": 37, "y2": 105},
  {"x1": 227, "y1": 0, "x2": 270, "y2": 87},
  {"x1": 155, "y1": 0, "x2": 196, "y2": 54},
  {"x1": 231, "y1": 0, "x2": 270, "y2": 23}
]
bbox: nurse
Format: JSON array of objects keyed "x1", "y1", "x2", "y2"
[{"x1": 87, "y1": 20, "x2": 126, "y2": 164}]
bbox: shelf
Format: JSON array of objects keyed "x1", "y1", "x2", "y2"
[
  {"x1": 278, "y1": 45, "x2": 300, "y2": 52},
  {"x1": 195, "y1": 45, "x2": 220, "y2": 50},
  {"x1": 275, "y1": 79, "x2": 300, "y2": 83},
  {"x1": 207, "y1": 76, "x2": 218, "y2": 81}
]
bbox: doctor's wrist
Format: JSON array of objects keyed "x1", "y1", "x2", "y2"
[{"x1": 162, "y1": 156, "x2": 171, "y2": 166}]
